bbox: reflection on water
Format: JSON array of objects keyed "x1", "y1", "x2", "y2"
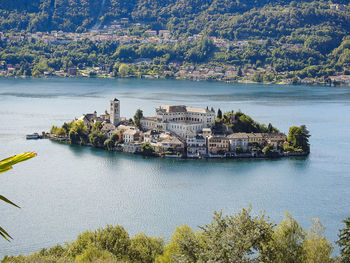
[{"x1": 0, "y1": 78, "x2": 349, "y2": 257}]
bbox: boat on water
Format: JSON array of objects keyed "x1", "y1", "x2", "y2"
[{"x1": 26, "y1": 133, "x2": 39, "y2": 140}]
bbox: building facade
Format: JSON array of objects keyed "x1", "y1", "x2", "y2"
[
  {"x1": 123, "y1": 128, "x2": 140, "y2": 143},
  {"x1": 187, "y1": 135, "x2": 207, "y2": 156},
  {"x1": 141, "y1": 105, "x2": 215, "y2": 138},
  {"x1": 227, "y1": 133, "x2": 249, "y2": 152},
  {"x1": 208, "y1": 136, "x2": 230, "y2": 155}
]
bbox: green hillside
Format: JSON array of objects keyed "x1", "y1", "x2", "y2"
[
  {"x1": 0, "y1": 0, "x2": 349, "y2": 83},
  {"x1": 0, "y1": 0, "x2": 347, "y2": 35}
]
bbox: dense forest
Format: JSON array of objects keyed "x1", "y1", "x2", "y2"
[
  {"x1": 0, "y1": 0, "x2": 349, "y2": 36},
  {"x1": 0, "y1": 0, "x2": 349, "y2": 82}
]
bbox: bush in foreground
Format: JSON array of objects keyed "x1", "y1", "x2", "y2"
[{"x1": 3, "y1": 208, "x2": 345, "y2": 263}]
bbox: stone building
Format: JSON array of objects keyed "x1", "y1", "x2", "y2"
[
  {"x1": 141, "y1": 105, "x2": 215, "y2": 138},
  {"x1": 110, "y1": 98, "x2": 120, "y2": 126}
]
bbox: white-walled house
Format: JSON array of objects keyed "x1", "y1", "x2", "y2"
[
  {"x1": 227, "y1": 133, "x2": 249, "y2": 152},
  {"x1": 123, "y1": 129, "x2": 140, "y2": 143},
  {"x1": 187, "y1": 135, "x2": 207, "y2": 156}
]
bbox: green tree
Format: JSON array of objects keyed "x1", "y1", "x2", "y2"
[
  {"x1": 141, "y1": 143, "x2": 155, "y2": 156},
  {"x1": 55, "y1": 127, "x2": 66, "y2": 136},
  {"x1": 91, "y1": 121, "x2": 102, "y2": 132},
  {"x1": 157, "y1": 225, "x2": 199, "y2": 263},
  {"x1": 267, "y1": 123, "x2": 278, "y2": 133},
  {"x1": 69, "y1": 120, "x2": 88, "y2": 145},
  {"x1": 262, "y1": 144, "x2": 278, "y2": 158},
  {"x1": 337, "y1": 216, "x2": 350, "y2": 263},
  {"x1": 75, "y1": 247, "x2": 117, "y2": 263},
  {"x1": 199, "y1": 208, "x2": 274, "y2": 262},
  {"x1": 129, "y1": 233, "x2": 164, "y2": 263},
  {"x1": 104, "y1": 139, "x2": 114, "y2": 151},
  {"x1": 118, "y1": 63, "x2": 131, "y2": 77},
  {"x1": 217, "y1": 108, "x2": 222, "y2": 119},
  {"x1": 89, "y1": 131, "x2": 107, "y2": 148},
  {"x1": 266, "y1": 212, "x2": 306, "y2": 263},
  {"x1": 69, "y1": 129, "x2": 80, "y2": 145},
  {"x1": 236, "y1": 146, "x2": 243, "y2": 154},
  {"x1": 133, "y1": 109, "x2": 144, "y2": 129},
  {"x1": 288, "y1": 125, "x2": 311, "y2": 153},
  {"x1": 110, "y1": 133, "x2": 119, "y2": 144},
  {"x1": 94, "y1": 225, "x2": 130, "y2": 257},
  {"x1": 303, "y1": 218, "x2": 334, "y2": 263}
]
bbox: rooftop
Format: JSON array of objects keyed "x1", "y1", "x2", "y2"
[
  {"x1": 123, "y1": 129, "x2": 139, "y2": 135},
  {"x1": 157, "y1": 105, "x2": 214, "y2": 114},
  {"x1": 227, "y1": 133, "x2": 250, "y2": 139}
]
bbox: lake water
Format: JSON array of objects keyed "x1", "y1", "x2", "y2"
[{"x1": 0, "y1": 77, "x2": 349, "y2": 257}]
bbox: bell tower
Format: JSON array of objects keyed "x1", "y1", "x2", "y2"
[{"x1": 110, "y1": 98, "x2": 120, "y2": 125}]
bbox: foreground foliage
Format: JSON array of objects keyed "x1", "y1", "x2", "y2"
[
  {"x1": 0, "y1": 152, "x2": 36, "y2": 241},
  {"x1": 3, "y1": 208, "x2": 345, "y2": 263}
]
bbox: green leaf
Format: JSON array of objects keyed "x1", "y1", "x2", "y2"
[
  {"x1": 0, "y1": 152, "x2": 36, "y2": 174},
  {"x1": 0, "y1": 226, "x2": 13, "y2": 241},
  {"x1": 0, "y1": 195, "x2": 20, "y2": 208}
]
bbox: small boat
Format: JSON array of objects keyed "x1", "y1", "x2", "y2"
[{"x1": 26, "y1": 133, "x2": 39, "y2": 140}]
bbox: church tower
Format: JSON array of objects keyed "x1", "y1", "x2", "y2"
[{"x1": 110, "y1": 98, "x2": 120, "y2": 126}]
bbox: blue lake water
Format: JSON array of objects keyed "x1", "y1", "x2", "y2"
[{"x1": 0, "y1": 77, "x2": 349, "y2": 257}]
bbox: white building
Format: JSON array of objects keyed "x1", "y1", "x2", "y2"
[
  {"x1": 123, "y1": 143, "x2": 142, "y2": 153},
  {"x1": 141, "y1": 105, "x2": 215, "y2": 138},
  {"x1": 143, "y1": 130, "x2": 161, "y2": 143},
  {"x1": 187, "y1": 135, "x2": 207, "y2": 157},
  {"x1": 123, "y1": 128, "x2": 140, "y2": 143},
  {"x1": 227, "y1": 133, "x2": 249, "y2": 152}
]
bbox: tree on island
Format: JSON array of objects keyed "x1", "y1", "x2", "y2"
[
  {"x1": 89, "y1": 131, "x2": 107, "y2": 148},
  {"x1": 91, "y1": 121, "x2": 102, "y2": 132},
  {"x1": 287, "y1": 125, "x2": 310, "y2": 153},
  {"x1": 133, "y1": 109, "x2": 144, "y2": 129},
  {"x1": 262, "y1": 144, "x2": 278, "y2": 158},
  {"x1": 236, "y1": 146, "x2": 243, "y2": 154},
  {"x1": 104, "y1": 133, "x2": 120, "y2": 151},
  {"x1": 104, "y1": 139, "x2": 114, "y2": 151},
  {"x1": 111, "y1": 133, "x2": 119, "y2": 144},
  {"x1": 50, "y1": 126, "x2": 66, "y2": 136},
  {"x1": 217, "y1": 108, "x2": 222, "y2": 119},
  {"x1": 69, "y1": 120, "x2": 88, "y2": 145},
  {"x1": 267, "y1": 123, "x2": 278, "y2": 133},
  {"x1": 140, "y1": 143, "x2": 155, "y2": 156}
]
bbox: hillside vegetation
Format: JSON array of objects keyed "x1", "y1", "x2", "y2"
[{"x1": 0, "y1": 0, "x2": 349, "y2": 82}]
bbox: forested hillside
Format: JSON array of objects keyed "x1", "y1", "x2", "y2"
[
  {"x1": 0, "y1": 0, "x2": 349, "y2": 83},
  {"x1": 0, "y1": 0, "x2": 348, "y2": 35}
]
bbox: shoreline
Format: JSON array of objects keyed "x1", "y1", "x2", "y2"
[
  {"x1": 47, "y1": 135, "x2": 310, "y2": 160},
  {"x1": 0, "y1": 75, "x2": 347, "y2": 88}
]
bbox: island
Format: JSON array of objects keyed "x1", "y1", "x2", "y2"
[{"x1": 49, "y1": 98, "x2": 310, "y2": 159}]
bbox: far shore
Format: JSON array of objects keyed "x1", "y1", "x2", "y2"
[{"x1": 0, "y1": 75, "x2": 345, "y2": 87}]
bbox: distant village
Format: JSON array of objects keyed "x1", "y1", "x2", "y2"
[
  {"x1": 1, "y1": 15, "x2": 349, "y2": 86},
  {"x1": 47, "y1": 98, "x2": 309, "y2": 159}
]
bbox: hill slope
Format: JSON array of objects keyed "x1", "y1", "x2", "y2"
[{"x1": 0, "y1": 0, "x2": 349, "y2": 83}]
